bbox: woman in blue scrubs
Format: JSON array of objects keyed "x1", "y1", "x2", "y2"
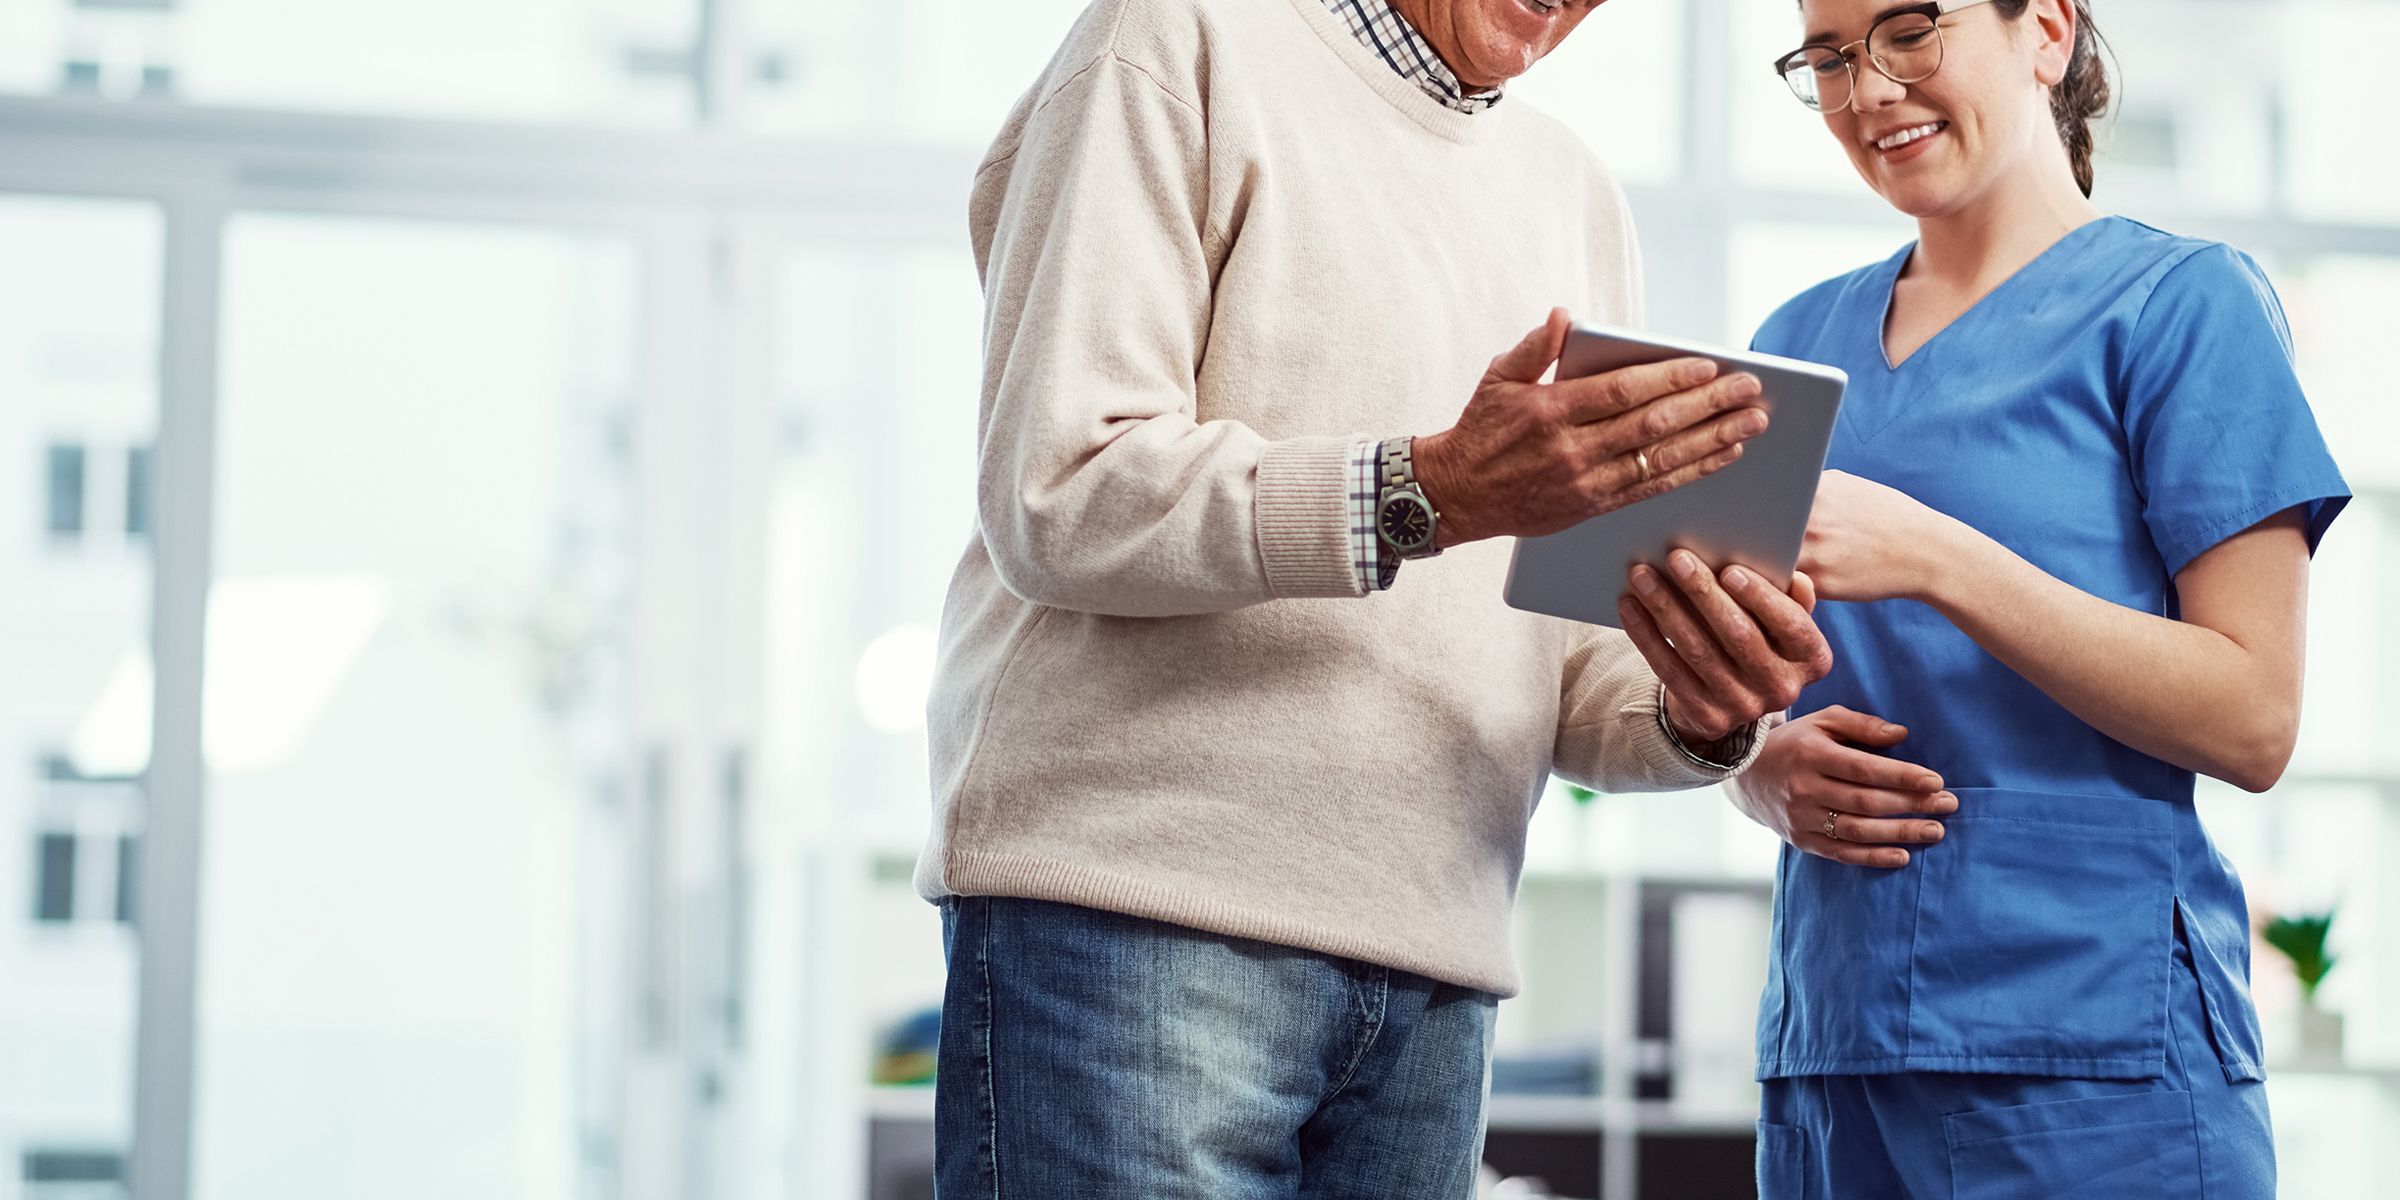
[{"x1": 1617, "y1": 0, "x2": 2350, "y2": 1195}]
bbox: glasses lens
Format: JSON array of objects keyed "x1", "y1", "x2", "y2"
[
  {"x1": 1783, "y1": 48, "x2": 1847, "y2": 111},
  {"x1": 1869, "y1": 14, "x2": 1943, "y2": 83}
]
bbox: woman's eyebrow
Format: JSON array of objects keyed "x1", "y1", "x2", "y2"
[{"x1": 1803, "y1": 2, "x2": 1928, "y2": 48}]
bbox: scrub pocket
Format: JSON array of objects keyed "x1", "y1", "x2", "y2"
[
  {"x1": 1755, "y1": 1120, "x2": 1813, "y2": 1200},
  {"x1": 1945, "y1": 1091, "x2": 2202, "y2": 1199},
  {"x1": 1907, "y1": 789, "x2": 2176, "y2": 1075},
  {"x1": 2174, "y1": 896, "x2": 2268, "y2": 1082}
]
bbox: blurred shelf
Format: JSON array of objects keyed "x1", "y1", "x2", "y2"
[
  {"x1": 868, "y1": 1086, "x2": 1754, "y2": 1136},
  {"x1": 2268, "y1": 1060, "x2": 2400, "y2": 1086},
  {"x1": 1485, "y1": 1095, "x2": 1755, "y2": 1136},
  {"x1": 1616, "y1": 1099, "x2": 1756, "y2": 1136},
  {"x1": 1517, "y1": 866, "x2": 1773, "y2": 890},
  {"x1": 1487, "y1": 1094, "x2": 1604, "y2": 1132},
  {"x1": 867, "y1": 1085, "x2": 936, "y2": 1122}
]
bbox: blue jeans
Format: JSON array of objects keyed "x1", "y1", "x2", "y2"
[{"x1": 936, "y1": 896, "x2": 1498, "y2": 1199}]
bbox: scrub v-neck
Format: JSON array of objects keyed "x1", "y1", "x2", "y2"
[
  {"x1": 1841, "y1": 217, "x2": 2117, "y2": 444},
  {"x1": 1874, "y1": 215, "x2": 2116, "y2": 372}
]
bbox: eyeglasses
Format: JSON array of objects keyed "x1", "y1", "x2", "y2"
[{"x1": 1773, "y1": 0, "x2": 1997, "y2": 113}]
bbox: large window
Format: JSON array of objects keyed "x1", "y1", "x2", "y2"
[
  {"x1": 188, "y1": 214, "x2": 640, "y2": 1200},
  {"x1": 0, "y1": 192, "x2": 158, "y2": 1200},
  {"x1": 0, "y1": 0, "x2": 704, "y2": 126}
]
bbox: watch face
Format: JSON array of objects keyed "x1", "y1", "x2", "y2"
[{"x1": 1380, "y1": 495, "x2": 1431, "y2": 549}]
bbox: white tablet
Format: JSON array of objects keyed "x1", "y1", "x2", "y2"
[{"x1": 1502, "y1": 324, "x2": 1847, "y2": 628}]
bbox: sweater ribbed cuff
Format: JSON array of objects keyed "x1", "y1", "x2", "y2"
[
  {"x1": 1626, "y1": 689, "x2": 1776, "y2": 785},
  {"x1": 1258, "y1": 435, "x2": 1368, "y2": 599}
]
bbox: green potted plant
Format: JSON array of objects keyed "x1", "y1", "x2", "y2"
[{"x1": 2262, "y1": 905, "x2": 2340, "y2": 1061}]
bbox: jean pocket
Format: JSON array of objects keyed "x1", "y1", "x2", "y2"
[
  {"x1": 1756, "y1": 1120, "x2": 1812, "y2": 1200},
  {"x1": 1945, "y1": 1091, "x2": 2201, "y2": 1199}
]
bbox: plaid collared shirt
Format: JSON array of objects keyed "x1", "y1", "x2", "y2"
[
  {"x1": 1320, "y1": 0, "x2": 1506, "y2": 115},
  {"x1": 1332, "y1": 0, "x2": 1499, "y2": 592}
]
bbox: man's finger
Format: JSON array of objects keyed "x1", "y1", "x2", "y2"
[
  {"x1": 1617, "y1": 595, "x2": 1720, "y2": 729},
  {"x1": 1588, "y1": 445, "x2": 1745, "y2": 515},
  {"x1": 1720, "y1": 563, "x2": 1830, "y2": 668},
  {"x1": 1620, "y1": 407, "x2": 1768, "y2": 480},
  {"x1": 1486, "y1": 308, "x2": 1574, "y2": 386},
  {"x1": 1553, "y1": 357, "x2": 1730, "y2": 424},
  {"x1": 1789, "y1": 569, "x2": 1818, "y2": 614},
  {"x1": 1660, "y1": 548, "x2": 1783, "y2": 692},
  {"x1": 1627, "y1": 563, "x2": 1748, "y2": 704}
]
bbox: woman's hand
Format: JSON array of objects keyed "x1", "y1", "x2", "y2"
[
  {"x1": 1797, "y1": 469, "x2": 1958, "y2": 603},
  {"x1": 1618, "y1": 556, "x2": 1834, "y2": 743},
  {"x1": 1728, "y1": 706, "x2": 1956, "y2": 868}
]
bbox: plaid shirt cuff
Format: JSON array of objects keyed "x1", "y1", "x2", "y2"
[{"x1": 1350, "y1": 440, "x2": 1397, "y2": 593}]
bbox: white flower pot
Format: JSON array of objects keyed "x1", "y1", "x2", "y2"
[{"x1": 2296, "y1": 999, "x2": 2345, "y2": 1064}]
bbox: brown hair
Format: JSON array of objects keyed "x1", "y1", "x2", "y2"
[{"x1": 1993, "y1": 0, "x2": 2113, "y2": 196}]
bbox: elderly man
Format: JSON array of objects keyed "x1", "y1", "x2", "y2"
[{"x1": 915, "y1": 0, "x2": 1830, "y2": 1193}]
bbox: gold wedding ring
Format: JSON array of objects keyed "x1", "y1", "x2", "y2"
[
  {"x1": 1634, "y1": 448, "x2": 1654, "y2": 484},
  {"x1": 1820, "y1": 809, "x2": 1844, "y2": 841}
]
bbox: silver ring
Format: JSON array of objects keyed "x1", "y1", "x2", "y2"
[
  {"x1": 1634, "y1": 448, "x2": 1654, "y2": 484},
  {"x1": 1820, "y1": 809, "x2": 1844, "y2": 841}
]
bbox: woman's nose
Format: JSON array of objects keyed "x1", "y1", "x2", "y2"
[{"x1": 1848, "y1": 63, "x2": 1907, "y2": 114}]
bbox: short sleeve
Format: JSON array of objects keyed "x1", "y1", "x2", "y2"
[{"x1": 2120, "y1": 244, "x2": 2351, "y2": 577}]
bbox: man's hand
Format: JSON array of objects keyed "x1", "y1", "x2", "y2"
[
  {"x1": 1617, "y1": 557, "x2": 1833, "y2": 742},
  {"x1": 1728, "y1": 706, "x2": 1955, "y2": 868},
  {"x1": 1413, "y1": 308, "x2": 1769, "y2": 549}
]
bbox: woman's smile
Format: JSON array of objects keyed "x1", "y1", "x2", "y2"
[{"x1": 1867, "y1": 119, "x2": 1950, "y2": 165}]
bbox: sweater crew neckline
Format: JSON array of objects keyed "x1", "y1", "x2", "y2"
[{"x1": 1283, "y1": 0, "x2": 1501, "y2": 144}]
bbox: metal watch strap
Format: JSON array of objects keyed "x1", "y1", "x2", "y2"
[
  {"x1": 1380, "y1": 435, "x2": 1416, "y2": 492},
  {"x1": 1376, "y1": 436, "x2": 1441, "y2": 559},
  {"x1": 1656, "y1": 683, "x2": 1755, "y2": 770}
]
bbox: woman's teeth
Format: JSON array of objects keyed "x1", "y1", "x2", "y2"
[
  {"x1": 1876, "y1": 122, "x2": 1946, "y2": 151},
  {"x1": 1521, "y1": 0, "x2": 1562, "y2": 13}
]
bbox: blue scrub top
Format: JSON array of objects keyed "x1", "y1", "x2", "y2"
[{"x1": 1749, "y1": 217, "x2": 2349, "y2": 1082}]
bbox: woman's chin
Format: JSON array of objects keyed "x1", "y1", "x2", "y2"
[{"x1": 1870, "y1": 178, "x2": 1963, "y2": 221}]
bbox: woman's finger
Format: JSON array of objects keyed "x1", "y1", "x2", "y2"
[
  {"x1": 1822, "y1": 809, "x2": 1948, "y2": 845},
  {"x1": 1796, "y1": 834, "x2": 1912, "y2": 868},
  {"x1": 1803, "y1": 780, "x2": 1956, "y2": 818},
  {"x1": 1812, "y1": 740, "x2": 1947, "y2": 795},
  {"x1": 1809, "y1": 706, "x2": 1908, "y2": 749}
]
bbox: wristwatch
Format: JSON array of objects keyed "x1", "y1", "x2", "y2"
[
  {"x1": 1656, "y1": 684, "x2": 1755, "y2": 770},
  {"x1": 1376, "y1": 436, "x2": 1442, "y2": 560}
]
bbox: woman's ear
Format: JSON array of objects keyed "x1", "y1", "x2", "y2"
[{"x1": 2027, "y1": 0, "x2": 2078, "y2": 88}]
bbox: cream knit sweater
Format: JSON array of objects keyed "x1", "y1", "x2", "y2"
[{"x1": 915, "y1": 0, "x2": 1762, "y2": 995}]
